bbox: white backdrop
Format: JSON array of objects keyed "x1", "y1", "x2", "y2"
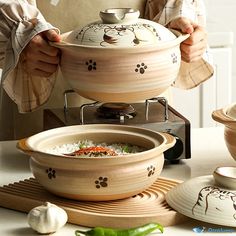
[{"x1": 205, "y1": 0, "x2": 236, "y2": 101}]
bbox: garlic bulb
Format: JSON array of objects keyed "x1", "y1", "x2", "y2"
[{"x1": 27, "y1": 202, "x2": 68, "y2": 234}]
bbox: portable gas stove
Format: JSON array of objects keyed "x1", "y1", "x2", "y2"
[{"x1": 43, "y1": 91, "x2": 190, "y2": 163}]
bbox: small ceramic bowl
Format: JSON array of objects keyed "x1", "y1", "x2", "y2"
[
  {"x1": 17, "y1": 124, "x2": 175, "y2": 201},
  {"x1": 212, "y1": 104, "x2": 236, "y2": 161},
  {"x1": 51, "y1": 8, "x2": 189, "y2": 103},
  {"x1": 213, "y1": 166, "x2": 236, "y2": 189}
]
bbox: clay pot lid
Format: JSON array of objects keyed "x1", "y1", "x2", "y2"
[
  {"x1": 166, "y1": 166, "x2": 236, "y2": 227},
  {"x1": 225, "y1": 103, "x2": 236, "y2": 120},
  {"x1": 212, "y1": 104, "x2": 236, "y2": 125},
  {"x1": 65, "y1": 8, "x2": 177, "y2": 48}
]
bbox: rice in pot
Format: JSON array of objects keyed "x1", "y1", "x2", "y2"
[{"x1": 46, "y1": 140, "x2": 147, "y2": 157}]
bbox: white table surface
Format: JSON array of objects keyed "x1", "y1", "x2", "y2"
[{"x1": 1, "y1": 127, "x2": 236, "y2": 235}]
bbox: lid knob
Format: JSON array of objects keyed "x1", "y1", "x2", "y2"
[
  {"x1": 99, "y1": 8, "x2": 140, "y2": 24},
  {"x1": 213, "y1": 166, "x2": 236, "y2": 189}
]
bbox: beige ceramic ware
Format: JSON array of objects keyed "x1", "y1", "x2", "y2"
[
  {"x1": 17, "y1": 124, "x2": 176, "y2": 201},
  {"x1": 166, "y1": 167, "x2": 236, "y2": 227},
  {"x1": 212, "y1": 104, "x2": 236, "y2": 160},
  {"x1": 52, "y1": 8, "x2": 189, "y2": 103},
  {"x1": 213, "y1": 166, "x2": 236, "y2": 190}
]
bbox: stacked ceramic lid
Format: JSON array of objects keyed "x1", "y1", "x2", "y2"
[{"x1": 166, "y1": 167, "x2": 236, "y2": 227}]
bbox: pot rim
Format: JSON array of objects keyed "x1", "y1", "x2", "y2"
[
  {"x1": 50, "y1": 30, "x2": 189, "y2": 52},
  {"x1": 18, "y1": 124, "x2": 175, "y2": 161},
  {"x1": 212, "y1": 107, "x2": 236, "y2": 125}
]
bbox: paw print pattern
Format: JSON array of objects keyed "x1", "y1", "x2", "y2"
[
  {"x1": 95, "y1": 177, "x2": 108, "y2": 189},
  {"x1": 86, "y1": 60, "x2": 97, "y2": 71},
  {"x1": 147, "y1": 165, "x2": 155, "y2": 177},
  {"x1": 171, "y1": 53, "x2": 178, "y2": 64},
  {"x1": 46, "y1": 168, "x2": 56, "y2": 179},
  {"x1": 135, "y1": 63, "x2": 148, "y2": 74}
]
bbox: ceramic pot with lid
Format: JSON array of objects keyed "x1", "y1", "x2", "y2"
[
  {"x1": 212, "y1": 103, "x2": 236, "y2": 161},
  {"x1": 52, "y1": 8, "x2": 189, "y2": 102}
]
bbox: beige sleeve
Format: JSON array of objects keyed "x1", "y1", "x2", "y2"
[
  {"x1": 145, "y1": 0, "x2": 214, "y2": 89},
  {"x1": 0, "y1": 0, "x2": 59, "y2": 113}
]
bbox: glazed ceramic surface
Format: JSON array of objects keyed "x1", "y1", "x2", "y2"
[
  {"x1": 17, "y1": 124, "x2": 175, "y2": 201},
  {"x1": 226, "y1": 103, "x2": 236, "y2": 120},
  {"x1": 66, "y1": 8, "x2": 177, "y2": 47},
  {"x1": 51, "y1": 8, "x2": 189, "y2": 103},
  {"x1": 213, "y1": 166, "x2": 236, "y2": 190},
  {"x1": 166, "y1": 171, "x2": 236, "y2": 227},
  {"x1": 212, "y1": 104, "x2": 236, "y2": 161}
]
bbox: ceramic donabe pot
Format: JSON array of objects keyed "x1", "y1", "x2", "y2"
[
  {"x1": 52, "y1": 8, "x2": 189, "y2": 103},
  {"x1": 212, "y1": 104, "x2": 236, "y2": 161},
  {"x1": 17, "y1": 124, "x2": 175, "y2": 201}
]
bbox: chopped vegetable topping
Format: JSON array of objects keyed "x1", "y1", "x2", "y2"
[{"x1": 65, "y1": 146, "x2": 117, "y2": 157}]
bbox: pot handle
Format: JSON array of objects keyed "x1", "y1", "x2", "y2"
[
  {"x1": 49, "y1": 41, "x2": 70, "y2": 49},
  {"x1": 177, "y1": 33, "x2": 190, "y2": 43},
  {"x1": 170, "y1": 29, "x2": 190, "y2": 43},
  {"x1": 16, "y1": 138, "x2": 33, "y2": 156},
  {"x1": 159, "y1": 132, "x2": 176, "y2": 152}
]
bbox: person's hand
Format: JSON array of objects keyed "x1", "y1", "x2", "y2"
[
  {"x1": 168, "y1": 17, "x2": 207, "y2": 63},
  {"x1": 21, "y1": 29, "x2": 61, "y2": 77}
]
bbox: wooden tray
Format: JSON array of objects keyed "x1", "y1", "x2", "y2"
[{"x1": 0, "y1": 177, "x2": 187, "y2": 228}]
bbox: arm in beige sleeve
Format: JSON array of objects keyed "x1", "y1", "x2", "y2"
[
  {"x1": 145, "y1": 0, "x2": 214, "y2": 89},
  {"x1": 0, "y1": 0, "x2": 59, "y2": 113}
]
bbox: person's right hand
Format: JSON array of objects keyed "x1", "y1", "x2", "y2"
[
  {"x1": 168, "y1": 17, "x2": 207, "y2": 63},
  {"x1": 21, "y1": 29, "x2": 61, "y2": 77}
]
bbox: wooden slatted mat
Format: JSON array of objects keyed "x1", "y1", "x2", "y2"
[{"x1": 0, "y1": 177, "x2": 187, "y2": 228}]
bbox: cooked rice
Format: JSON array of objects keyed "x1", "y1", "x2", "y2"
[{"x1": 46, "y1": 139, "x2": 146, "y2": 157}]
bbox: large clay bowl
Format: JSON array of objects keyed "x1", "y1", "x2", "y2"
[
  {"x1": 17, "y1": 124, "x2": 175, "y2": 201},
  {"x1": 53, "y1": 31, "x2": 188, "y2": 103},
  {"x1": 51, "y1": 8, "x2": 189, "y2": 102},
  {"x1": 212, "y1": 105, "x2": 236, "y2": 161}
]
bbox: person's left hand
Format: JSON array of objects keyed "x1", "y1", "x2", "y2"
[
  {"x1": 168, "y1": 17, "x2": 207, "y2": 63},
  {"x1": 21, "y1": 29, "x2": 61, "y2": 77}
]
